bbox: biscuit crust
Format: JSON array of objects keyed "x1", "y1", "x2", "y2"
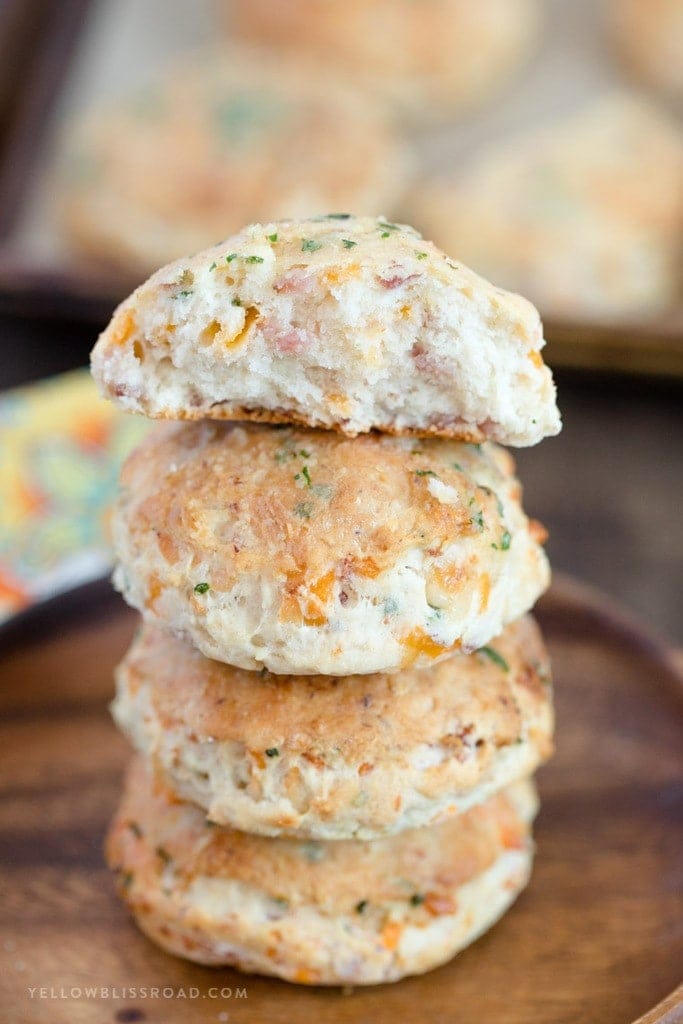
[
  {"x1": 113, "y1": 615, "x2": 553, "y2": 838},
  {"x1": 106, "y1": 759, "x2": 537, "y2": 984},
  {"x1": 62, "y1": 55, "x2": 410, "y2": 279},
  {"x1": 230, "y1": 0, "x2": 541, "y2": 120},
  {"x1": 411, "y1": 95, "x2": 683, "y2": 319},
  {"x1": 112, "y1": 421, "x2": 551, "y2": 674}
]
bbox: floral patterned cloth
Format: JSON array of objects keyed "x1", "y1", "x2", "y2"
[{"x1": 0, "y1": 369, "x2": 148, "y2": 622}]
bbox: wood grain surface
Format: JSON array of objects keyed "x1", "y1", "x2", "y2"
[{"x1": 0, "y1": 576, "x2": 681, "y2": 1024}]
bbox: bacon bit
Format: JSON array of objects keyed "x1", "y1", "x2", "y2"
[
  {"x1": 411, "y1": 342, "x2": 439, "y2": 376},
  {"x1": 376, "y1": 272, "x2": 420, "y2": 290},
  {"x1": 358, "y1": 762, "x2": 374, "y2": 776},
  {"x1": 424, "y1": 892, "x2": 458, "y2": 916},
  {"x1": 261, "y1": 320, "x2": 309, "y2": 354},
  {"x1": 273, "y1": 268, "x2": 313, "y2": 293},
  {"x1": 109, "y1": 308, "x2": 136, "y2": 347},
  {"x1": 381, "y1": 920, "x2": 404, "y2": 950},
  {"x1": 479, "y1": 573, "x2": 491, "y2": 612},
  {"x1": 529, "y1": 518, "x2": 548, "y2": 545},
  {"x1": 302, "y1": 751, "x2": 325, "y2": 769},
  {"x1": 226, "y1": 306, "x2": 260, "y2": 348},
  {"x1": 528, "y1": 349, "x2": 544, "y2": 369}
]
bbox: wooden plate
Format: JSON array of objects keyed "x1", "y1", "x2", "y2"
[{"x1": 0, "y1": 575, "x2": 681, "y2": 1023}]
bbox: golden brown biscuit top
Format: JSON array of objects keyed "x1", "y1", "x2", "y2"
[
  {"x1": 122, "y1": 616, "x2": 551, "y2": 764},
  {"x1": 109, "y1": 759, "x2": 533, "y2": 913},
  {"x1": 117, "y1": 421, "x2": 529, "y2": 595}
]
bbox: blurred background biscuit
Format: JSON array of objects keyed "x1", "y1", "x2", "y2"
[
  {"x1": 59, "y1": 49, "x2": 410, "y2": 280},
  {"x1": 409, "y1": 94, "x2": 683, "y2": 321},
  {"x1": 228, "y1": 0, "x2": 541, "y2": 122},
  {"x1": 608, "y1": 0, "x2": 683, "y2": 101}
]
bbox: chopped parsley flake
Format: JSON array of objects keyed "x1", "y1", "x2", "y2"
[
  {"x1": 301, "y1": 238, "x2": 323, "y2": 252},
  {"x1": 121, "y1": 871, "x2": 134, "y2": 889},
  {"x1": 245, "y1": 254, "x2": 264, "y2": 263},
  {"x1": 383, "y1": 597, "x2": 399, "y2": 616},
  {"x1": 355, "y1": 900, "x2": 369, "y2": 914},
  {"x1": 492, "y1": 530, "x2": 511, "y2": 551},
  {"x1": 265, "y1": 747, "x2": 279, "y2": 758},
  {"x1": 415, "y1": 251, "x2": 428, "y2": 260},
  {"x1": 378, "y1": 221, "x2": 399, "y2": 231},
  {"x1": 225, "y1": 253, "x2": 238, "y2": 262},
  {"x1": 194, "y1": 582, "x2": 210, "y2": 594},
  {"x1": 380, "y1": 231, "x2": 391, "y2": 238},
  {"x1": 299, "y1": 448, "x2": 311, "y2": 458},
  {"x1": 410, "y1": 893, "x2": 425, "y2": 906},
  {"x1": 232, "y1": 297, "x2": 242, "y2": 306},
  {"x1": 267, "y1": 232, "x2": 278, "y2": 242},
  {"x1": 294, "y1": 501, "x2": 314, "y2": 519},
  {"x1": 326, "y1": 213, "x2": 351, "y2": 219},
  {"x1": 342, "y1": 239, "x2": 357, "y2": 249},
  {"x1": 128, "y1": 821, "x2": 142, "y2": 838},
  {"x1": 415, "y1": 469, "x2": 438, "y2": 477},
  {"x1": 470, "y1": 510, "x2": 485, "y2": 530},
  {"x1": 477, "y1": 646, "x2": 510, "y2": 672},
  {"x1": 452, "y1": 461, "x2": 464, "y2": 472},
  {"x1": 173, "y1": 290, "x2": 193, "y2": 299},
  {"x1": 209, "y1": 261, "x2": 217, "y2": 271},
  {"x1": 295, "y1": 465, "x2": 312, "y2": 487}
]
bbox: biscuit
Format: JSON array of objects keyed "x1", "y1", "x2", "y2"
[
  {"x1": 91, "y1": 215, "x2": 560, "y2": 446},
  {"x1": 410, "y1": 95, "x2": 683, "y2": 319},
  {"x1": 61, "y1": 52, "x2": 410, "y2": 280},
  {"x1": 112, "y1": 422, "x2": 551, "y2": 675},
  {"x1": 609, "y1": 0, "x2": 683, "y2": 100},
  {"x1": 106, "y1": 758, "x2": 537, "y2": 984},
  {"x1": 229, "y1": 0, "x2": 541, "y2": 121},
  {"x1": 112, "y1": 615, "x2": 553, "y2": 839}
]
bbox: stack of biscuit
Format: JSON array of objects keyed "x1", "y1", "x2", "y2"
[{"x1": 92, "y1": 215, "x2": 561, "y2": 986}]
